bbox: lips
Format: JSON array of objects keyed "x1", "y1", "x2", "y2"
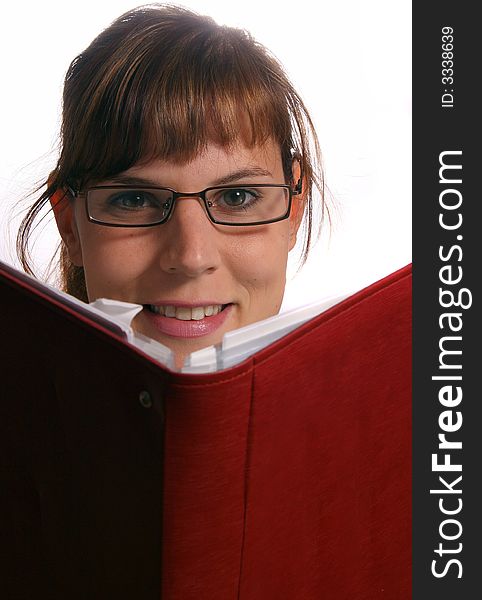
[{"x1": 142, "y1": 303, "x2": 233, "y2": 338}]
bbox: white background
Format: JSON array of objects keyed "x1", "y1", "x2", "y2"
[{"x1": 0, "y1": 0, "x2": 411, "y2": 310}]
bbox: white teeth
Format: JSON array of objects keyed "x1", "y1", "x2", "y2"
[
  {"x1": 148, "y1": 304, "x2": 225, "y2": 320},
  {"x1": 176, "y1": 307, "x2": 192, "y2": 321},
  {"x1": 191, "y1": 307, "x2": 205, "y2": 320},
  {"x1": 165, "y1": 305, "x2": 176, "y2": 317}
]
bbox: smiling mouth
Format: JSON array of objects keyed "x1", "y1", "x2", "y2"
[
  {"x1": 144, "y1": 304, "x2": 229, "y2": 320},
  {"x1": 141, "y1": 302, "x2": 233, "y2": 339}
]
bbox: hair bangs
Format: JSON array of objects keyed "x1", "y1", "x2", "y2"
[{"x1": 58, "y1": 12, "x2": 294, "y2": 188}]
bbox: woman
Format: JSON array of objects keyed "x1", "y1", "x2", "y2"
[{"x1": 17, "y1": 2, "x2": 324, "y2": 367}]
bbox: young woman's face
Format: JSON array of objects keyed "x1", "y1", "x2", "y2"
[{"x1": 59, "y1": 139, "x2": 302, "y2": 365}]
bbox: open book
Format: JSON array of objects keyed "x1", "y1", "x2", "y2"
[{"x1": 1, "y1": 259, "x2": 411, "y2": 599}]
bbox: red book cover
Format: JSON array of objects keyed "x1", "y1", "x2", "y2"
[{"x1": 1, "y1": 262, "x2": 411, "y2": 599}]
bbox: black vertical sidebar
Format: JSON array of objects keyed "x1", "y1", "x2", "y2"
[{"x1": 413, "y1": 2, "x2": 479, "y2": 598}]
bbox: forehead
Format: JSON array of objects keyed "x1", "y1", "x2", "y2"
[{"x1": 111, "y1": 138, "x2": 284, "y2": 188}]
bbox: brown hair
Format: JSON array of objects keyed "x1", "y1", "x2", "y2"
[{"x1": 17, "y1": 3, "x2": 325, "y2": 301}]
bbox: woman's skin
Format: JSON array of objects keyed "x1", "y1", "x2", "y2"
[{"x1": 54, "y1": 137, "x2": 303, "y2": 366}]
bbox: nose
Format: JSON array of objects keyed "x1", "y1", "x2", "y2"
[{"x1": 158, "y1": 196, "x2": 221, "y2": 277}]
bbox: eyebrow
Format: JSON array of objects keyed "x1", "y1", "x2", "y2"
[
  {"x1": 214, "y1": 167, "x2": 274, "y2": 185},
  {"x1": 107, "y1": 167, "x2": 274, "y2": 188}
]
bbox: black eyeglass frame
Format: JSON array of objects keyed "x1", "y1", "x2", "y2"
[{"x1": 67, "y1": 179, "x2": 303, "y2": 228}]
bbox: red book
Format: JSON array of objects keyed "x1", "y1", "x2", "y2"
[{"x1": 1, "y1": 261, "x2": 411, "y2": 599}]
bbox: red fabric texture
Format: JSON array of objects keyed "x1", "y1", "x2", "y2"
[{"x1": 1, "y1": 263, "x2": 411, "y2": 599}]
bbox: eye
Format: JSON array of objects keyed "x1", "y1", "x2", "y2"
[
  {"x1": 107, "y1": 190, "x2": 159, "y2": 210},
  {"x1": 218, "y1": 188, "x2": 259, "y2": 208}
]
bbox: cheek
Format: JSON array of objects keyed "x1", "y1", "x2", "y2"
[
  {"x1": 229, "y1": 226, "x2": 290, "y2": 312},
  {"x1": 79, "y1": 228, "x2": 156, "y2": 298}
]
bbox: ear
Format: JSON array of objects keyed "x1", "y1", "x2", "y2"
[
  {"x1": 50, "y1": 189, "x2": 84, "y2": 266},
  {"x1": 288, "y1": 159, "x2": 305, "y2": 250}
]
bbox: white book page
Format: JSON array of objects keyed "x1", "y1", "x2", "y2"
[{"x1": 182, "y1": 292, "x2": 352, "y2": 373}]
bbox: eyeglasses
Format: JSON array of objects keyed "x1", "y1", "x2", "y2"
[{"x1": 68, "y1": 182, "x2": 302, "y2": 227}]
